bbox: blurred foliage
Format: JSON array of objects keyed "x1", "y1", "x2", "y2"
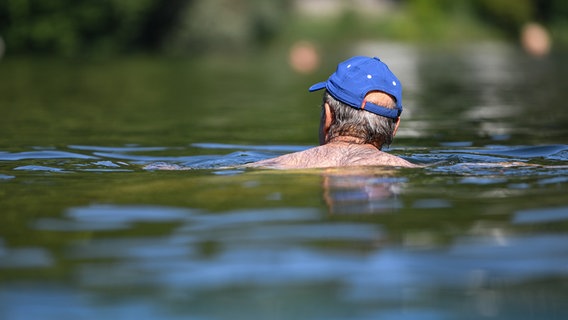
[
  {"x1": 473, "y1": 0, "x2": 568, "y2": 44},
  {"x1": 0, "y1": 0, "x2": 288, "y2": 56},
  {"x1": 164, "y1": 0, "x2": 289, "y2": 54},
  {"x1": 0, "y1": 0, "x2": 188, "y2": 56},
  {"x1": 286, "y1": 0, "x2": 568, "y2": 49},
  {"x1": 475, "y1": 0, "x2": 533, "y2": 33},
  {"x1": 0, "y1": 0, "x2": 567, "y2": 57}
]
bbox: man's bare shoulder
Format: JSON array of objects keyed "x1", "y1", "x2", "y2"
[
  {"x1": 352, "y1": 148, "x2": 418, "y2": 168},
  {"x1": 246, "y1": 144, "x2": 419, "y2": 169},
  {"x1": 245, "y1": 147, "x2": 332, "y2": 169}
]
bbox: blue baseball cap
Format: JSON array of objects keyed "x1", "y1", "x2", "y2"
[{"x1": 309, "y1": 56, "x2": 403, "y2": 119}]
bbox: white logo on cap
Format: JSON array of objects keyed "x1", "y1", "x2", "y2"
[
  {"x1": 367, "y1": 74, "x2": 372, "y2": 79},
  {"x1": 392, "y1": 81, "x2": 397, "y2": 86}
]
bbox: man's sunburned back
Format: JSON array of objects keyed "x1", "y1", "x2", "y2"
[{"x1": 247, "y1": 142, "x2": 417, "y2": 169}]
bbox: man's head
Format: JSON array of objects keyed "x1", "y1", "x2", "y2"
[
  {"x1": 319, "y1": 91, "x2": 398, "y2": 149},
  {"x1": 309, "y1": 56, "x2": 403, "y2": 149}
]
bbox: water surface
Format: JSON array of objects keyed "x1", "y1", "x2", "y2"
[{"x1": 1, "y1": 44, "x2": 568, "y2": 319}]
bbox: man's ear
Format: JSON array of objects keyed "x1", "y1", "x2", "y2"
[
  {"x1": 324, "y1": 103, "x2": 333, "y2": 131},
  {"x1": 393, "y1": 117, "x2": 401, "y2": 136},
  {"x1": 319, "y1": 103, "x2": 333, "y2": 145}
]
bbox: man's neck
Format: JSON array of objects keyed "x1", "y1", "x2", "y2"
[{"x1": 326, "y1": 136, "x2": 381, "y2": 149}]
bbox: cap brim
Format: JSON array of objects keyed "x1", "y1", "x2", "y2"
[{"x1": 308, "y1": 82, "x2": 326, "y2": 92}]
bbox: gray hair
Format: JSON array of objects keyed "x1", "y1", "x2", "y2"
[{"x1": 322, "y1": 91, "x2": 397, "y2": 149}]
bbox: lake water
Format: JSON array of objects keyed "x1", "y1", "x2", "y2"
[{"x1": 1, "y1": 43, "x2": 567, "y2": 319}]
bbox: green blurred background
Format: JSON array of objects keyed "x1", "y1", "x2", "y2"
[{"x1": 0, "y1": 0, "x2": 566, "y2": 58}]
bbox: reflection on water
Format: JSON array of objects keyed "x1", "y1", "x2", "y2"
[
  {"x1": 322, "y1": 168, "x2": 406, "y2": 214},
  {"x1": 1, "y1": 45, "x2": 568, "y2": 319}
]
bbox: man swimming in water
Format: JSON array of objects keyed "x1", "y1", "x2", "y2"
[{"x1": 248, "y1": 55, "x2": 417, "y2": 169}]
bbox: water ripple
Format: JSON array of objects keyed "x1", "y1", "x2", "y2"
[
  {"x1": 0, "y1": 150, "x2": 96, "y2": 160},
  {"x1": 34, "y1": 204, "x2": 195, "y2": 231},
  {"x1": 14, "y1": 165, "x2": 67, "y2": 172},
  {"x1": 513, "y1": 206, "x2": 568, "y2": 224},
  {"x1": 69, "y1": 145, "x2": 171, "y2": 152},
  {"x1": 192, "y1": 142, "x2": 308, "y2": 153}
]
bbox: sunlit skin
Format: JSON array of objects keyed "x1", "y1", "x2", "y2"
[{"x1": 248, "y1": 91, "x2": 418, "y2": 169}]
